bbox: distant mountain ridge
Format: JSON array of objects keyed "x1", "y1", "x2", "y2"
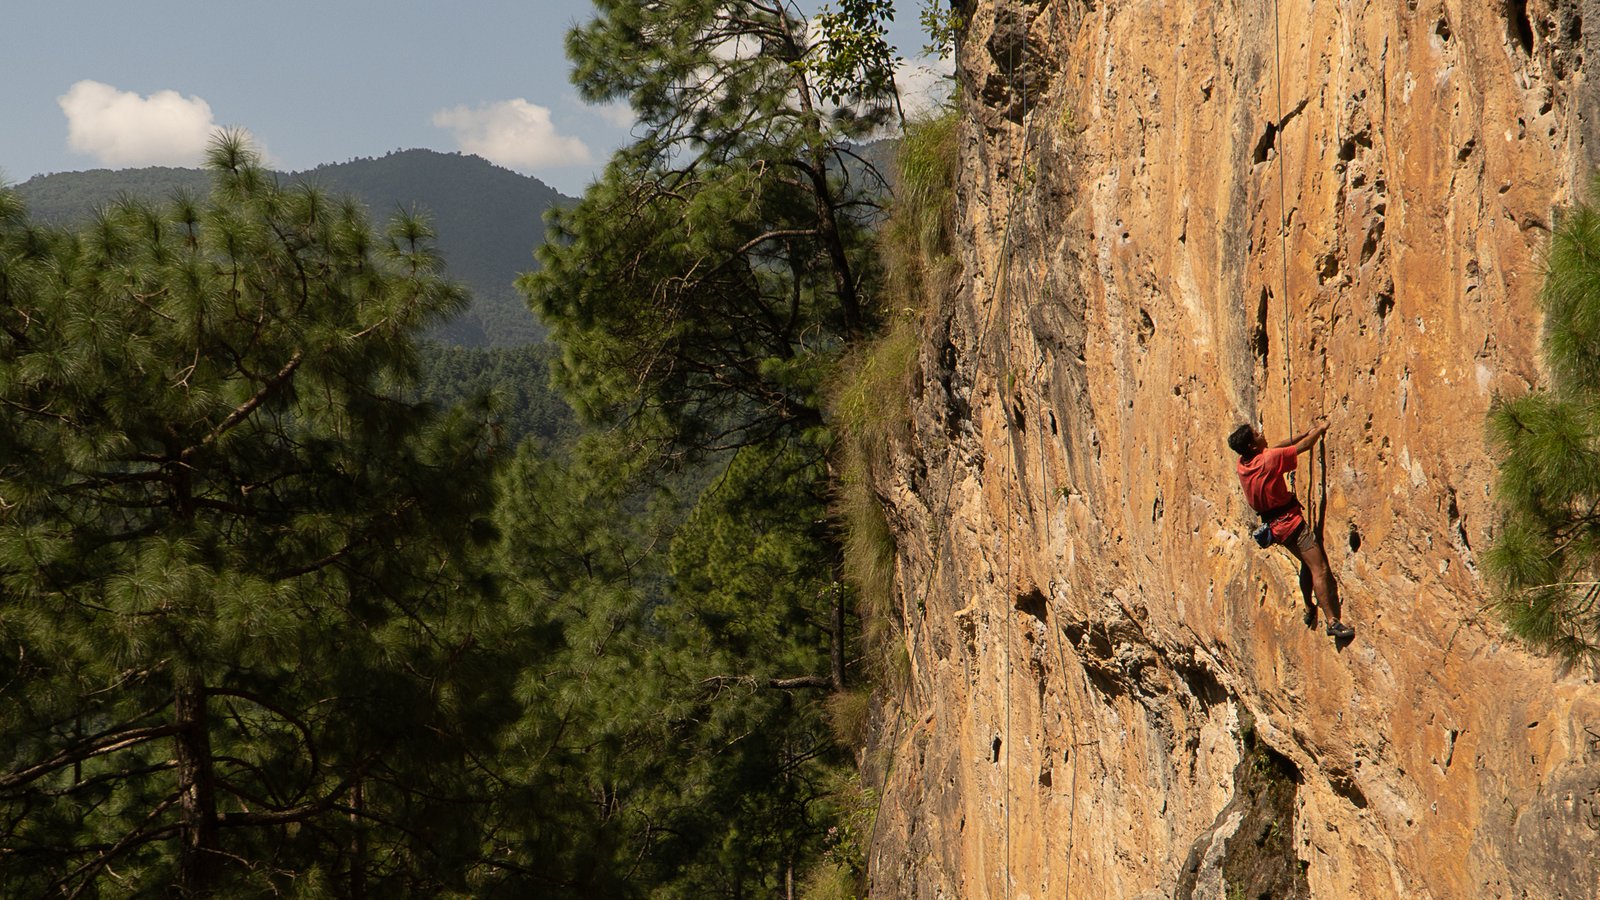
[{"x1": 14, "y1": 149, "x2": 571, "y2": 347}]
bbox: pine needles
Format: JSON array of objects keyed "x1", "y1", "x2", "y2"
[{"x1": 1487, "y1": 174, "x2": 1600, "y2": 662}]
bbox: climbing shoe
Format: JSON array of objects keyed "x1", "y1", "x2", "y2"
[{"x1": 1325, "y1": 621, "x2": 1355, "y2": 640}]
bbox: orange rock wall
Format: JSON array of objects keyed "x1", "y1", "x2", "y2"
[{"x1": 869, "y1": 0, "x2": 1600, "y2": 896}]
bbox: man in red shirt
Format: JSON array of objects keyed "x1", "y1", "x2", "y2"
[{"x1": 1228, "y1": 421, "x2": 1355, "y2": 641}]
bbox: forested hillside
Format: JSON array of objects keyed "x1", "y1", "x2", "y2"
[
  {"x1": 413, "y1": 343, "x2": 576, "y2": 448},
  {"x1": 0, "y1": 2, "x2": 937, "y2": 896},
  {"x1": 14, "y1": 149, "x2": 566, "y2": 347}
]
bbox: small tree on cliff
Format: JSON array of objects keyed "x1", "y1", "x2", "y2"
[{"x1": 1487, "y1": 176, "x2": 1600, "y2": 662}]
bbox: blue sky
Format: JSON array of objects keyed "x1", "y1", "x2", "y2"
[{"x1": 2, "y1": 1, "x2": 950, "y2": 196}]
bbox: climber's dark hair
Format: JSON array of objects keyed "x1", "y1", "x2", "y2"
[{"x1": 1227, "y1": 423, "x2": 1258, "y2": 457}]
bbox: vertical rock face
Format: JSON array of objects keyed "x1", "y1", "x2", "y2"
[{"x1": 870, "y1": 0, "x2": 1600, "y2": 897}]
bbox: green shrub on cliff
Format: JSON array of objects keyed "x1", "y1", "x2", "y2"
[{"x1": 1487, "y1": 177, "x2": 1600, "y2": 662}]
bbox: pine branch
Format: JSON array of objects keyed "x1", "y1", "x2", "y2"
[
  {"x1": 0, "y1": 396, "x2": 72, "y2": 424},
  {"x1": 58, "y1": 798, "x2": 181, "y2": 900},
  {"x1": 188, "y1": 496, "x2": 258, "y2": 517},
  {"x1": 268, "y1": 496, "x2": 419, "y2": 581},
  {"x1": 675, "y1": 229, "x2": 821, "y2": 326},
  {"x1": 26, "y1": 761, "x2": 177, "y2": 799},
  {"x1": 0, "y1": 724, "x2": 183, "y2": 792},
  {"x1": 207, "y1": 687, "x2": 321, "y2": 786},
  {"x1": 215, "y1": 776, "x2": 355, "y2": 828},
  {"x1": 183, "y1": 349, "x2": 304, "y2": 460},
  {"x1": 700, "y1": 674, "x2": 832, "y2": 691}
]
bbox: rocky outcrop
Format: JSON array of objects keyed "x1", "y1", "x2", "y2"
[{"x1": 869, "y1": 1, "x2": 1600, "y2": 897}]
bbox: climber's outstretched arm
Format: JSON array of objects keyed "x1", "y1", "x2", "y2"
[
  {"x1": 1288, "y1": 420, "x2": 1329, "y2": 455},
  {"x1": 1271, "y1": 421, "x2": 1328, "y2": 453}
]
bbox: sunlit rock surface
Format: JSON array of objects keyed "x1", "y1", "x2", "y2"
[{"x1": 869, "y1": 1, "x2": 1600, "y2": 896}]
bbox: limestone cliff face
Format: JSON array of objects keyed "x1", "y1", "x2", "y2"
[{"x1": 869, "y1": 1, "x2": 1600, "y2": 897}]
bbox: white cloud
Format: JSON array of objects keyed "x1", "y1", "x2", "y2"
[
  {"x1": 59, "y1": 80, "x2": 217, "y2": 167},
  {"x1": 432, "y1": 99, "x2": 592, "y2": 170},
  {"x1": 592, "y1": 101, "x2": 636, "y2": 130},
  {"x1": 896, "y1": 57, "x2": 956, "y2": 120}
]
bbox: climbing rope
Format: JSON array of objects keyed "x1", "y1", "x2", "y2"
[
  {"x1": 874, "y1": 21, "x2": 1039, "y2": 896},
  {"x1": 1271, "y1": 0, "x2": 1346, "y2": 552},
  {"x1": 1315, "y1": 0, "x2": 1358, "y2": 538},
  {"x1": 1272, "y1": 0, "x2": 1296, "y2": 451},
  {"x1": 999, "y1": 30, "x2": 1026, "y2": 900},
  {"x1": 861, "y1": 25, "x2": 1038, "y2": 895},
  {"x1": 1021, "y1": 218, "x2": 1084, "y2": 900}
]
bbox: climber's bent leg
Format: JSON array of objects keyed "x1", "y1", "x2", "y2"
[{"x1": 1286, "y1": 525, "x2": 1347, "y2": 635}]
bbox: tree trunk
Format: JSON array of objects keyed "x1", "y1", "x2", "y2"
[
  {"x1": 175, "y1": 675, "x2": 221, "y2": 895},
  {"x1": 350, "y1": 778, "x2": 368, "y2": 900},
  {"x1": 788, "y1": 61, "x2": 863, "y2": 337},
  {"x1": 809, "y1": 161, "x2": 863, "y2": 337}
]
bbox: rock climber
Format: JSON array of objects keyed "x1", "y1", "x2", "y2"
[{"x1": 1228, "y1": 420, "x2": 1356, "y2": 641}]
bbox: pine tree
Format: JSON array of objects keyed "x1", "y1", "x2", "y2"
[
  {"x1": 0, "y1": 135, "x2": 509, "y2": 895},
  {"x1": 482, "y1": 437, "x2": 846, "y2": 897},
  {"x1": 1488, "y1": 176, "x2": 1600, "y2": 662},
  {"x1": 511, "y1": 6, "x2": 923, "y2": 887},
  {"x1": 524, "y1": 0, "x2": 896, "y2": 457}
]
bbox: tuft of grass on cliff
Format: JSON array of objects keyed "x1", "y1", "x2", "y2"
[
  {"x1": 829, "y1": 102, "x2": 959, "y2": 694},
  {"x1": 804, "y1": 102, "x2": 960, "y2": 898}
]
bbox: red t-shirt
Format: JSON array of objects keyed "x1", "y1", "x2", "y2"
[{"x1": 1237, "y1": 446, "x2": 1303, "y2": 542}]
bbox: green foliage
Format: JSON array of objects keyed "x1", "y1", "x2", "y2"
[
  {"x1": 529, "y1": 0, "x2": 897, "y2": 455},
  {"x1": 812, "y1": 0, "x2": 901, "y2": 107},
  {"x1": 525, "y1": 146, "x2": 841, "y2": 453},
  {"x1": 0, "y1": 37, "x2": 957, "y2": 893},
  {"x1": 0, "y1": 134, "x2": 518, "y2": 894},
  {"x1": 826, "y1": 689, "x2": 874, "y2": 749},
  {"x1": 485, "y1": 434, "x2": 851, "y2": 897},
  {"x1": 797, "y1": 769, "x2": 876, "y2": 900},
  {"x1": 831, "y1": 317, "x2": 915, "y2": 682},
  {"x1": 808, "y1": 0, "x2": 962, "y2": 106},
  {"x1": 829, "y1": 108, "x2": 958, "y2": 685},
  {"x1": 1487, "y1": 177, "x2": 1600, "y2": 662},
  {"x1": 482, "y1": 440, "x2": 667, "y2": 897},
  {"x1": 662, "y1": 442, "x2": 853, "y2": 891},
  {"x1": 670, "y1": 443, "x2": 836, "y2": 672},
  {"x1": 508, "y1": 5, "x2": 921, "y2": 891},
  {"x1": 565, "y1": 0, "x2": 896, "y2": 149},
  {"x1": 916, "y1": 0, "x2": 964, "y2": 59}
]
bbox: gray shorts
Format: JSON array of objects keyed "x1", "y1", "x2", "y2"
[{"x1": 1286, "y1": 522, "x2": 1318, "y2": 553}]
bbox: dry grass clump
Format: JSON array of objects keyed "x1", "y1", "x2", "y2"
[
  {"x1": 826, "y1": 688, "x2": 874, "y2": 749},
  {"x1": 881, "y1": 105, "x2": 961, "y2": 309}
]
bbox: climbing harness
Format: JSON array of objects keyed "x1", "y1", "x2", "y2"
[{"x1": 1252, "y1": 500, "x2": 1302, "y2": 548}]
